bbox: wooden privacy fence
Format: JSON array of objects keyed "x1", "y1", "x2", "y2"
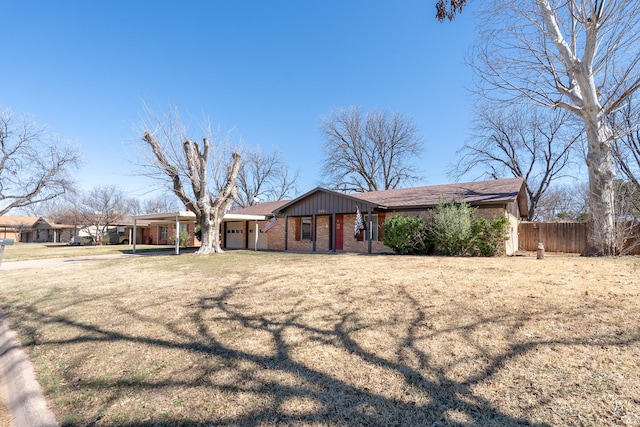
[
  {"x1": 519, "y1": 222, "x2": 587, "y2": 253},
  {"x1": 518, "y1": 221, "x2": 640, "y2": 254}
]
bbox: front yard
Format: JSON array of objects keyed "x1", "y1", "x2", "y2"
[{"x1": 0, "y1": 250, "x2": 639, "y2": 426}]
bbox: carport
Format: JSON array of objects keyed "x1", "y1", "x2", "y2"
[
  {"x1": 132, "y1": 211, "x2": 197, "y2": 255},
  {"x1": 132, "y1": 211, "x2": 269, "y2": 254}
]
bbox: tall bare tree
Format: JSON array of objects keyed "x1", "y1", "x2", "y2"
[
  {"x1": 138, "y1": 104, "x2": 241, "y2": 254},
  {"x1": 320, "y1": 107, "x2": 423, "y2": 192},
  {"x1": 609, "y1": 97, "x2": 640, "y2": 191},
  {"x1": 234, "y1": 148, "x2": 298, "y2": 208},
  {"x1": 454, "y1": 105, "x2": 580, "y2": 219},
  {"x1": 0, "y1": 106, "x2": 79, "y2": 216},
  {"x1": 74, "y1": 185, "x2": 134, "y2": 244},
  {"x1": 468, "y1": 0, "x2": 640, "y2": 255}
]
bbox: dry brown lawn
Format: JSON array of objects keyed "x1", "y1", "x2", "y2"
[{"x1": 1, "y1": 251, "x2": 639, "y2": 426}]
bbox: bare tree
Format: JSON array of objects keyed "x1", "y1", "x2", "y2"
[
  {"x1": 0, "y1": 106, "x2": 79, "y2": 216},
  {"x1": 141, "y1": 194, "x2": 183, "y2": 214},
  {"x1": 234, "y1": 148, "x2": 299, "y2": 208},
  {"x1": 469, "y1": 0, "x2": 640, "y2": 255},
  {"x1": 320, "y1": 107, "x2": 423, "y2": 192},
  {"x1": 609, "y1": 98, "x2": 640, "y2": 191},
  {"x1": 535, "y1": 182, "x2": 589, "y2": 221},
  {"x1": 454, "y1": 105, "x2": 580, "y2": 219},
  {"x1": 70, "y1": 185, "x2": 135, "y2": 244},
  {"x1": 138, "y1": 104, "x2": 241, "y2": 254}
]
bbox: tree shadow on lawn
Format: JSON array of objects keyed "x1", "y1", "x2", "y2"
[{"x1": 6, "y1": 278, "x2": 637, "y2": 427}]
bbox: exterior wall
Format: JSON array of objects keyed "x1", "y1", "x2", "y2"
[
  {"x1": 30, "y1": 224, "x2": 75, "y2": 243},
  {"x1": 136, "y1": 223, "x2": 199, "y2": 246},
  {"x1": 286, "y1": 217, "x2": 313, "y2": 251},
  {"x1": 273, "y1": 203, "x2": 520, "y2": 255},
  {"x1": 476, "y1": 206, "x2": 505, "y2": 219},
  {"x1": 282, "y1": 214, "x2": 393, "y2": 254},
  {"x1": 477, "y1": 204, "x2": 519, "y2": 256},
  {"x1": 315, "y1": 216, "x2": 331, "y2": 251},
  {"x1": 342, "y1": 213, "x2": 392, "y2": 254},
  {"x1": 377, "y1": 205, "x2": 519, "y2": 256},
  {"x1": 0, "y1": 229, "x2": 21, "y2": 242},
  {"x1": 267, "y1": 219, "x2": 286, "y2": 251},
  {"x1": 505, "y1": 213, "x2": 519, "y2": 256}
]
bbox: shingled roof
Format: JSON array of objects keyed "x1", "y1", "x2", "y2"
[
  {"x1": 231, "y1": 200, "x2": 291, "y2": 217},
  {"x1": 246, "y1": 178, "x2": 529, "y2": 219},
  {"x1": 0, "y1": 216, "x2": 39, "y2": 228},
  {"x1": 351, "y1": 177, "x2": 527, "y2": 211}
]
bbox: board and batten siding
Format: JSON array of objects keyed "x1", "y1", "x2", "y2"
[{"x1": 279, "y1": 191, "x2": 376, "y2": 217}]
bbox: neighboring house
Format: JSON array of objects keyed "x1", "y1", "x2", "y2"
[
  {"x1": 228, "y1": 178, "x2": 529, "y2": 255},
  {"x1": 21, "y1": 217, "x2": 79, "y2": 243},
  {"x1": 130, "y1": 212, "x2": 202, "y2": 250},
  {"x1": 0, "y1": 216, "x2": 39, "y2": 242}
]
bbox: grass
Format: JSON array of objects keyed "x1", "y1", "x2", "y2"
[
  {"x1": 1, "y1": 248, "x2": 639, "y2": 426},
  {"x1": 1, "y1": 242, "x2": 181, "y2": 262}
]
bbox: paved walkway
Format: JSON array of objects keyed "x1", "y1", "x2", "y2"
[
  {"x1": 0, "y1": 311, "x2": 59, "y2": 427},
  {"x1": 0, "y1": 253, "x2": 146, "y2": 426},
  {"x1": 1, "y1": 253, "x2": 137, "y2": 271}
]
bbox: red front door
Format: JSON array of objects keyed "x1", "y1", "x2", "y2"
[{"x1": 336, "y1": 215, "x2": 344, "y2": 251}]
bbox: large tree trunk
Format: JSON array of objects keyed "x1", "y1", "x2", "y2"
[
  {"x1": 208, "y1": 152, "x2": 242, "y2": 254},
  {"x1": 584, "y1": 114, "x2": 617, "y2": 255},
  {"x1": 196, "y1": 205, "x2": 216, "y2": 255}
]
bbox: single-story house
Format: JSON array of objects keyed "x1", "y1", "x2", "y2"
[
  {"x1": 131, "y1": 178, "x2": 528, "y2": 255},
  {"x1": 233, "y1": 177, "x2": 529, "y2": 255},
  {"x1": 12, "y1": 217, "x2": 78, "y2": 243},
  {"x1": 0, "y1": 216, "x2": 39, "y2": 242}
]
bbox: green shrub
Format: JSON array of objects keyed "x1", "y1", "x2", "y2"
[
  {"x1": 469, "y1": 216, "x2": 510, "y2": 257},
  {"x1": 430, "y1": 202, "x2": 475, "y2": 256},
  {"x1": 429, "y1": 201, "x2": 510, "y2": 257},
  {"x1": 381, "y1": 204, "x2": 510, "y2": 257},
  {"x1": 170, "y1": 231, "x2": 191, "y2": 248},
  {"x1": 381, "y1": 215, "x2": 431, "y2": 255}
]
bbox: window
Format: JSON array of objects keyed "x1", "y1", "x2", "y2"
[
  {"x1": 364, "y1": 214, "x2": 378, "y2": 241},
  {"x1": 180, "y1": 223, "x2": 188, "y2": 233},
  {"x1": 160, "y1": 226, "x2": 168, "y2": 240},
  {"x1": 301, "y1": 217, "x2": 312, "y2": 240}
]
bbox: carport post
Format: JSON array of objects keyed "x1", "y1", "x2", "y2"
[
  {"x1": 132, "y1": 219, "x2": 137, "y2": 253},
  {"x1": 367, "y1": 210, "x2": 372, "y2": 255},
  {"x1": 331, "y1": 213, "x2": 336, "y2": 252},
  {"x1": 175, "y1": 215, "x2": 180, "y2": 255},
  {"x1": 254, "y1": 221, "x2": 259, "y2": 251}
]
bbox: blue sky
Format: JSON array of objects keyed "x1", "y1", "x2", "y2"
[{"x1": 2, "y1": 1, "x2": 479, "y2": 201}]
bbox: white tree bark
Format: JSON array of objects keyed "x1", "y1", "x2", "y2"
[
  {"x1": 472, "y1": 0, "x2": 640, "y2": 254},
  {"x1": 141, "y1": 109, "x2": 241, "y2": 255},
  {"x1": 536, "y1": 0, "x2": 617, "y2": 253}
]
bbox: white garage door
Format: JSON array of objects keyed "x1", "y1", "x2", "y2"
[{"x1": 226, "y1": 222, "x2": 244, "y2": 249}]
